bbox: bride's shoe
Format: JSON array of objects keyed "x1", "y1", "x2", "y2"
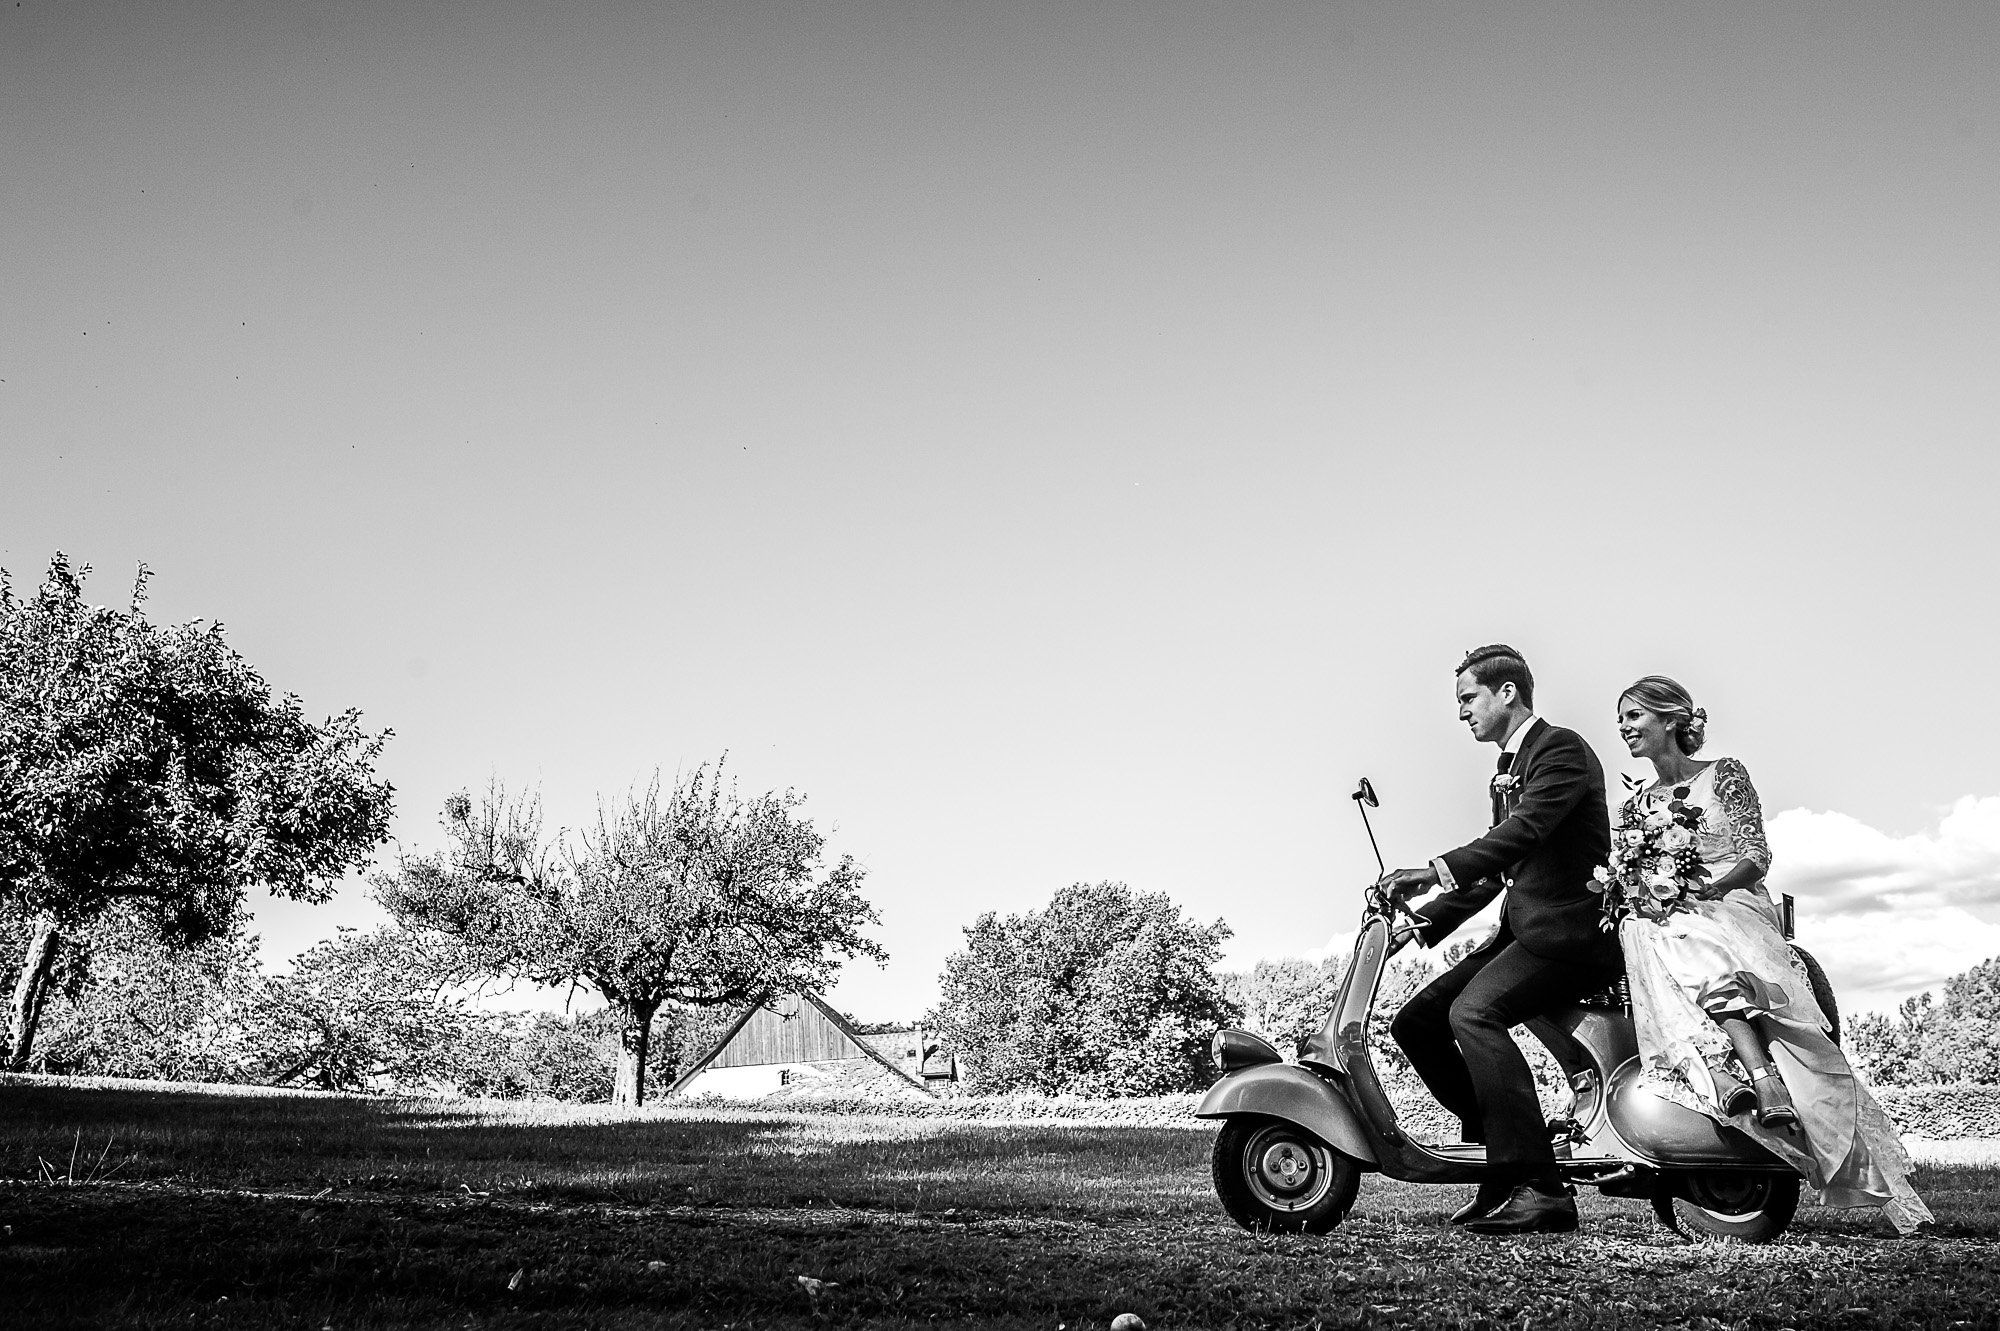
[
  {"x1": 1708, "y1": 1062, "x2": 1756, "y2": 1117},
  {"x1": 1750, "y1": 1065, "x2": 1798, "y2": 1128}
]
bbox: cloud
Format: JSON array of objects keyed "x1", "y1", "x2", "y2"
[
  {"x1": 1766, "y1": 797, "x2": 2000, "y2": 913},
  {"x1": 1767, "y1": 796, "x2": 2000, "y2": 1015},
  {"x1": 1304, "y1": 929, "x2": 1356, "y2": 968},
  {"x1": 1793, "y1": 904, "x2": 2000, "y2": 1019}
]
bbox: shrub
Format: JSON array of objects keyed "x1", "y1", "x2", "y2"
[
  {"x1": 929, "y1": 883, "x2": 1239, "y2": 1096},
  {"x1": 1845, "y1": 956, "x2": 2000, "y2": 1086},
  {"x1": 1875, "y1": 1084, "x2": 2000, "y2": 1139}
]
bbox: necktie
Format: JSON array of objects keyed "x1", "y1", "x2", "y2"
[{"x1": 1491, "y1": 751, "x2": 1515, "y2": 825}]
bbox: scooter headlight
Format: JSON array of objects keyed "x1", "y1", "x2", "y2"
[{"x1": 1211, "y1": 1028, "x2": 1284, "y2": 1073}]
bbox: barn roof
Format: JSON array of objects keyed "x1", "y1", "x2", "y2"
[{"x1": 665, "y1": 990, "x2": 930, "y2": 1097}]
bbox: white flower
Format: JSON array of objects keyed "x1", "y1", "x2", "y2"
[
  {"x1": 1643, "y1": 809, "x2": 1672, "y2": 831},
  {"x1": 1661, "y1": 825, "x2": 1695, "y2": 851},
  {"x1": 1591, "y1": 865, "x2": 1612, "y2": 884}
]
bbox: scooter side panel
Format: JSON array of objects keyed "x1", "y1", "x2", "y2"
[
  {"x1": 1545, "y1": 1008, "x2": 1639, "y2": 1072},
  {"x1": 1196, "y1": 1063, "x2": 1379, "y2": 1168},
  {"x1": 1605, "y1": 1058, "x2": 1790, "y2": 1169}
]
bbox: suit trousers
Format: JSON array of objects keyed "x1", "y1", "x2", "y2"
[{"x1": 1389, "y1": 934, "x2": 1620, "y2": 1176}]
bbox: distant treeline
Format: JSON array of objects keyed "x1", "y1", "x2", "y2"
[
  {"x1": 0, "y1": 908, "x2": 736, "y2": 1100},
  {"x1": 6, "y1": 897, "x2": 1996, "y2": 1101}
]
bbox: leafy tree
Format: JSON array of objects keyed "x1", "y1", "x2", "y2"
[
  {"x1": 4, "y1": 902, "x2": 496, "y2": 1094},
  {"x1": 451, "y1": 1004, "x2": 739, "y2": 1102},
  {"x1": 1923, "y1": 956, "x2": 2000, "y2": 1083},
  {"x1": 1847, "y1": 996, "x2": 1935, "y2": 1086},
  {"x1": 1224, "y1": 955, "x2": 1344, "y2": 1056},
  {"x1": 1850, "y1": 957, "x2": 2000, "y2": 1085},
  {"x1": 0, "y1": 554, "x2": 393, "y2": 1068},
  {"x1": 928, "y1": 882, "x2": 1239, "y2": 1096},
  {"x1": 22, "y1": 910, "x2": 263, "y2": 1083},
  {"x1": 374, "y1": 764, "x2": 883, "y2": 1105},
  {"x1": 243, "y1": 926, "x2": 487, "y2": 1092},
  {"x1": 448, "y1": 1010, "x2": 621, "y2": 1102},
  {"x1": 505, "y1": 1012, "x2": 623, "y2": 1101}
]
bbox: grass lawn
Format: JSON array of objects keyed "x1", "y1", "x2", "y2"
[{"x1": 3, "y1": 1078, "x2": 1998, "y2": 1329}]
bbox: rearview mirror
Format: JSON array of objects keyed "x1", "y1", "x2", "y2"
[{"x1": 1352, "y1": 777, "x2": 1378, "y2": 807}]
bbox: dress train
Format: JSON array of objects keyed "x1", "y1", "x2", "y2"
[{"x1": 1623, "y1": 893, "x2": 1933, "y2": 1234}]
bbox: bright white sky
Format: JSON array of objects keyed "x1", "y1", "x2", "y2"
[{"x1": 6, "y1": 2, "x2": 1997, "y2": 1023}]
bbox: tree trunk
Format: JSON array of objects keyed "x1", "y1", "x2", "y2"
[
  {"x1": 613, "y1": 999, "x2": 660, "y2": 1107},
  {"x1": 7, "y1": 918, "x2": 62, "y2": 1072}
]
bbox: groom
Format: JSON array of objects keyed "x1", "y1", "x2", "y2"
[{"x1": 1377, "y1": 644, "x2": 1620, "y2": 1235}]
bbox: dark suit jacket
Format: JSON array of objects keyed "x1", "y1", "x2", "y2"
[{"x1": 1416, "y1": 717, "x2": 1619, "y2": 967}]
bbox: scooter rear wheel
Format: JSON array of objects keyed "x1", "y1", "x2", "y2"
[
  {"x1": 1651, "y1": 1170, "x2": 1799, "y2": 1243},
  {"x1": 1211, "y1": 1115, "x2": 1361, "y2": 1234}
]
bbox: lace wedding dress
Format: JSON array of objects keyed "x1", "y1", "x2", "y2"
[{"x1": 1620, "y1": 758, "x2": 1933, "y2": 1234}]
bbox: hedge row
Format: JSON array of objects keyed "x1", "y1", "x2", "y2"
[
  {"x1": 677, "y1": 1082, "x2": 2000, "y2": 1139},
  {"x1": 674, "y1": 1089, "x2": 1208, "y2": 1125},
  {"x1": 1875, "y1": 1083, "x2": 2000, "y2": 1139}
]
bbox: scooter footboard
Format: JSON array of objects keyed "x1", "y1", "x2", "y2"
[{"x1": 1197, "y1": 1064, "x2": 1378, "y2": 1168}]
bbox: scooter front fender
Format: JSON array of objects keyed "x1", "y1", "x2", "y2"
[{"x1": 1197, "y1": 1063, "x2": 1378, "y2": 1168}]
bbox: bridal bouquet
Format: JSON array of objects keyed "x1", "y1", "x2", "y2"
[{"x1": 1590, "y1": 778, "x2": 1710, "y2": 929}]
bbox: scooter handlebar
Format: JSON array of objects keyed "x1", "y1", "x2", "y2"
[{"x1": 1366, "y1": 882, "x2": 1430, "y2": 938}]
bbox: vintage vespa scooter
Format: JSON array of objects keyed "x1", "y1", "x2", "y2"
[{"x1": 1199, "y1": 778, "x2": 1839, "y2": 1242}]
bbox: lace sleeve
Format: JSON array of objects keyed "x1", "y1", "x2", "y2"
[{"x1": 1712, "y1": 757, "x2": 1771, "y2": 873}]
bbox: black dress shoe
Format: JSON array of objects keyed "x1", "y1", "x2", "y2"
[
  {"x1": 1463, "y1": 1183, "x2": 1579, "y2": 1236},
  {"x1": 1450, "y1": 1184, "x2": 1512, "y2": 1225}
]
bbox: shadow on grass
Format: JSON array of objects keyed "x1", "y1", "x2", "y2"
[
  {"x1": 0, "y1": 1079, "x2": 1216, "y2": 1217},
  {"x1": 5, "y1": 1080, "x2": 1999, "y2": 1329}
]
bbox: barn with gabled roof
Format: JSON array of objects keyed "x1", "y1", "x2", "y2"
[{"x1": 667, "y1": 990, "x2": 954, "y2": 1100}]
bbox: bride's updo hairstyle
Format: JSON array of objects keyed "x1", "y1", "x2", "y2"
[{"x1": 1621, "y1": 675, "x2": 1708, "y2": 755}]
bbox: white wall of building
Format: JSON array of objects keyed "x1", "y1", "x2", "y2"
[{"x1": 675, "y1": 1062, "x2": 823, "y2": 1099}]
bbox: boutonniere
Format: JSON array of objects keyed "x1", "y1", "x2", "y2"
[{"x1": 1491, "y1": 772, "x2": 1522, "y2": 797}]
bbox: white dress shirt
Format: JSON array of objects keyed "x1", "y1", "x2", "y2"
[{"x1": 1500, "y1": 711, "x2": 1540, "y2": 763}]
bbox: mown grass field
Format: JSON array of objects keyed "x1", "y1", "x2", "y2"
[{"x1": 3, "y1": 1077, "x2": 1998, "y2": 1329}]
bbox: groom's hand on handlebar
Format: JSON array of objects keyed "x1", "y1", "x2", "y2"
[
  {"x1": 1373, "y1": 867, "x2": 1436, "y2": 955},
  {"x1": 1375, "y1": 866, "x2": 1439, "y2": 898}
]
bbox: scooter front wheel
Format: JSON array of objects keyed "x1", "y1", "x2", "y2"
[
  {"x1": 1651, "y1": 1170, "x2": 1799, "y2": 1243},
  {"x1": 1211, "y1": 1115, "x2": 1361, "y2": 1234}
]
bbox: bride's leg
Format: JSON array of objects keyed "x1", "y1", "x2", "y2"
[
  {"x1": 1704, "y1": 1050, "x2": 1756, "y2": 1116},
  {"x1": 1719, "y1": 1016, "x2": 1798, "y2": 1128}
]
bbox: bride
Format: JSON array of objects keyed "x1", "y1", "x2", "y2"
[{"x1": 1613, "y1": 676, "x2": 1933, "y2": 1234}]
